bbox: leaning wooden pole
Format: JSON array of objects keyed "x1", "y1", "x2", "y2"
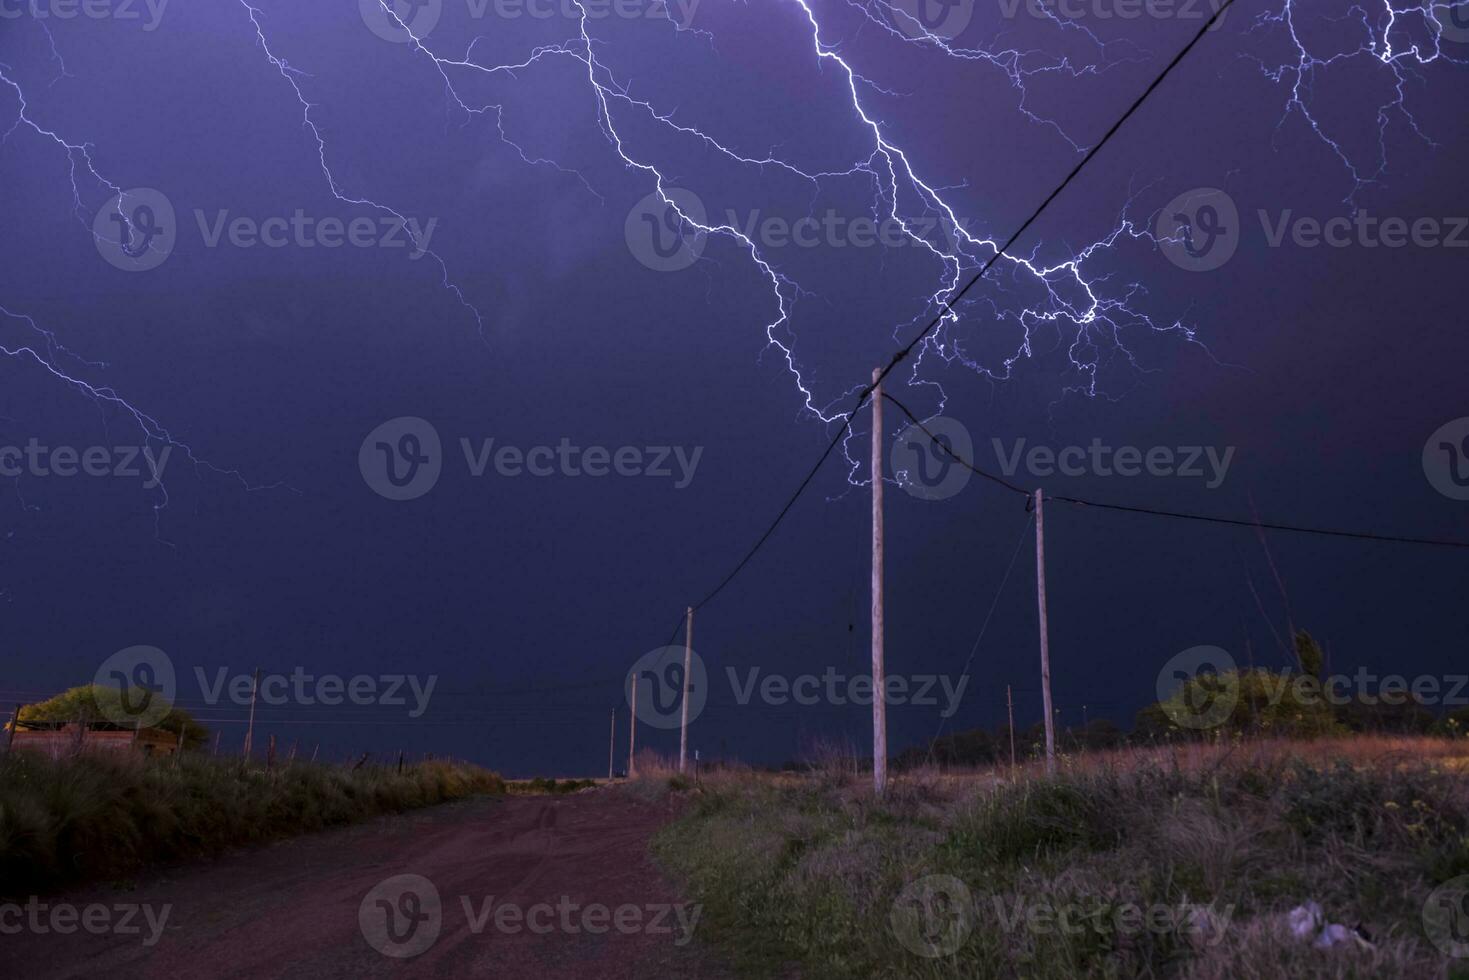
[
  {"x1": 870, "y1": 367, "x2": 887, "y2": 796},
  {"x1": 1035, "y1": 489, "x2": 1056, "y2": 775},
  {"x1": 679, "y1": 606, "x2": 694, "y2": 773}
]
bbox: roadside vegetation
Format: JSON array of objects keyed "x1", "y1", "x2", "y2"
[
  {"x1": 0, "y1": 749, "x2": 505, "y2": 894},
  {"x1": 646, "y1": 737, "x2": 1469, "y2": 979}
]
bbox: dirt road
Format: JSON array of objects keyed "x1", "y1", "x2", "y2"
[{"x1": 0, "y1": 790, "x2": 731, "y2": 979}]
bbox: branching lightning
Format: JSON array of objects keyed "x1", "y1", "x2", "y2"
[
  {"x1": 1247, "y1": 0, "x2": 1468, "y2": 206},
  {"x1": 6, "y1": 0, "x2": 1464, "y2": 541},
  {"x1": 1, "y1": 28, "x2": 291, "y2": 539}
]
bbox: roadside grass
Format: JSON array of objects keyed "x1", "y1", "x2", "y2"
[
  {"x1": 0, "y1": 749, "x2": 505, "y2": 894},
  {"x1": 648, "y1": 737, "x2": 1469, "y2": 979},
  {"x1": 509, "y1": 777, "x2": 599, "y2": 794}
]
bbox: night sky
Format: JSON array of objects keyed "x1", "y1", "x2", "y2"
[{"x1": 2, "y1": 0, "x2": 1465, "y2": 776}]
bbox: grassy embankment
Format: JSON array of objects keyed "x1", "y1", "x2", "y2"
[
  {"x1": 642, "y1": 738, "x2": 1469, "y2": 979},
  {"x1": 0, "y1": 750, "x2": 505, "y2": 894}
]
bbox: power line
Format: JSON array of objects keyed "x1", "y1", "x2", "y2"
[
  {"x1": 680, "y1": 0, "x2": 1240, "y2": 616},
  {"x1": 927, "y1": 511, "x2": 1034, "y2": 756},
  {"x1": 881, "y1": 391, "x2": 1469, "y2": 550}
]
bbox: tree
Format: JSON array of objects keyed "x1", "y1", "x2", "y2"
[
  {"x1": 19, "y1": 685, "x2": 208, "y2": 748},
  {"x1": 1293, "y1": 629, "x2": 1325, "y2": 680}
]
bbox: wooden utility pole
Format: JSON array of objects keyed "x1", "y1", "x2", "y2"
[
  {"x1": 628, "y1": 689, "x2": 638, "y2": 778},
  {"x1": 4, "y1": 704, "x2": 22, "y2": 755},
  {"x1": 608, "y1": 709, "x2": 615, "y2": 781},
  {"x1": 242, "y1": 667, "x2": 261, "y2": 760},
  {"x1": 1006, "y1": 685, "x2": 1016, "y2": 771},
  {"x1": 679, "y1": 606, "x2": 694, "y2": 773},
  {"x1": 870, "y1": 367, "x2": 887, "y2": 796},
  {"x1": 1034, "y1": 489, "x2": 1056, "y2": 774}
]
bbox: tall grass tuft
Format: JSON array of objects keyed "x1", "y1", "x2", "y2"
[{"x1": 0, "y1": 750, "x2": 505, "y2": 894}]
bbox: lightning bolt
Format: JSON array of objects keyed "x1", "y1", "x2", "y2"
[
  {"x1": 1247, "y1": 0, "x2": 1469, "y2": 207},
  {"x1": 258, "y1": 0, "x2": 1201, "y2": 488},
  {"x1": 1, "y1": 28, "x2": 290, "y2": 541}
]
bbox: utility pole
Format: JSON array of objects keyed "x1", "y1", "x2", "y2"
[
  {"x1": 243, "y1": 667, "x2": 261, "y2": 760},
  {"x1": 628, "y1": 689, "x2": 638, "y2": 778},
  {"x1": 1035, "y1": 489, "x2": 1056, "y2": 774},
  {"x1": 870, "y1": 367, "x2": 887, "y2": 796},
  {"x1": 1006, "y1": 685, "x2": 1016, "y2": 772},
  {"x1": 679, "y1": 606, "x2": 694, "y2": 773},
  {"x1": 608, "y1": 709, "x2": 615, "y2": 781}
]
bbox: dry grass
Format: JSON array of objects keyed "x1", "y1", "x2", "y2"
[
  {"x1": 0, "y1": 748, "x2": 505, "y2": 894},
  {"x1": 652, "y1": 736, "x2": 1469, "y2": 979}
]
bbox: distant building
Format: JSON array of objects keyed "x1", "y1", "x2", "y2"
[{"x1": 4, "y1": 720, "x2": 180, "y2": 757}]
